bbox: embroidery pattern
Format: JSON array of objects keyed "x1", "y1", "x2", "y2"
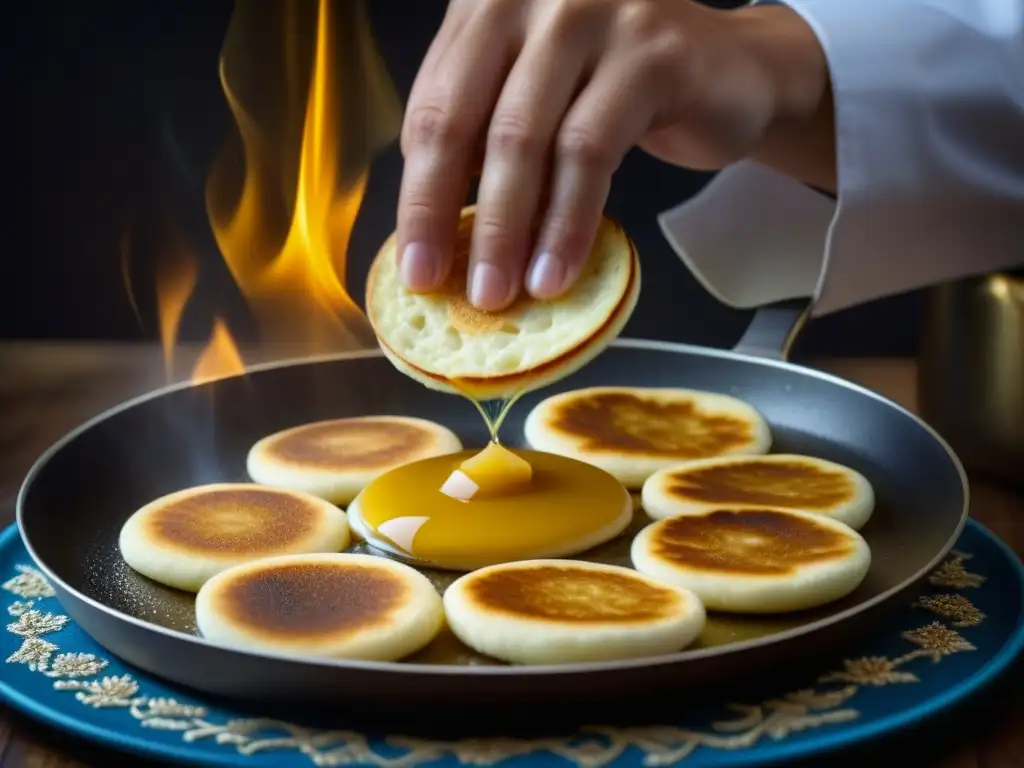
[
  {"x1": 928, "y1": 551, "x2": 986, "y2": 589},
  {"x1": 3, "y1": 553, "x2": 988, "y2": 767}
]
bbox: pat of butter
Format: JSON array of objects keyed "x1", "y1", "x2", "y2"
[{"x1": 440, "y1": 443, "x2": 533, "y2": 501}]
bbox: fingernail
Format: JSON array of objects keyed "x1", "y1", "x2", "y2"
[
  {"x1": 525, "y1": 251, "x2": 567, "y2": 298},
  {"x1": 469, "y1": 262, "x2": 510, "y2": 310},
  {"x1": 399, "y1": 242, "x2": 442, "y2": 291}
]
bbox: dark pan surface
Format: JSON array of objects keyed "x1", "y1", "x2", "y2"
[{"x1": 17, "y1": 340, "x2": 967, "y2": 706}]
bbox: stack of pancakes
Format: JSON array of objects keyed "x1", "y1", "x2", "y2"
[{"x1": 116, "y1": 206, "x2": 876, "y2": 667}]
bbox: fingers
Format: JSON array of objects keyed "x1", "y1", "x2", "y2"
[
  {"x1": 468, "y1": 17, "x2": 592, "y2": 311},
  {"x1": 398, "y1": 1, "x2": 663, "y2": 309},
  {"x1": 527, "y1": 61, "x2": 657, "y2": 300},
  {"x1": 396, "y1": 4, "x2": 517, "y2": 293}
]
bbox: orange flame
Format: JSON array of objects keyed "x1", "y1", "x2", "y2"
[
  {"x1": 192, "y1": 317, "x2": 246, "y2": 384},
  {"x1": 135, "y1": 0, "x2": 400, "y2": 384},
  {"x1": 199, "y1": 0, "x2": 400, "y2": 375},
  {"x1": 153, "y1": 246, "x2": 198, "y2": 378}
]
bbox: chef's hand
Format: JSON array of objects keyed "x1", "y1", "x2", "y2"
[{"x1": 396, "y1": 0, "x2": 831, "y2": 311}]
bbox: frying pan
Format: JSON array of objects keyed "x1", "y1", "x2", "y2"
[{"x1": 16, "y1": 299, "x2": 969, "y2": 711}]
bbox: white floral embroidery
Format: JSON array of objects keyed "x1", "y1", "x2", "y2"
[
  {"x1": 44, "y1": 652, "x2": 109, "y2": 678},
  {"x1": 6, "y1": 636, "x2": 58, "y2": 671},
  {"x1": 929, "y1": 553, "x2": 987, "y2": 589},
  {"x1": 54, "y1": 675, "x2": 140, "y2": 708},
  {"x1": 903, "y1": 622, "x2": 977, "y2": 662},
  {"x1": 2, "y1": 565, "x2": 55, "y2": 599},
  {"x1": 819, "y1": 657, "x2": 919, "y2": 686},
  {"x1": 0, "y1": 551, "x2": 991, "y2": 766},
  {"x1": 8, "y1": 600, "x2": 35, "y2": 616},
  {"x1": 7, "y1": 609, "x2": 68, "y2": 637},
  {"x1": 915, "y1": 593, "x2": 986, "y2": 627}
]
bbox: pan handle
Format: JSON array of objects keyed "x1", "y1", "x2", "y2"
[{"x1": 731, "y1": 298, "x2": 812, "y2": 361}]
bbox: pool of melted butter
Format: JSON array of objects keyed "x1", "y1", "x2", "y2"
[
  {"x1": 357, "y1": 449, "x2": 630, "y2": 570},
  {"x1": 96, "y1": 491, "x2": 821, "y2": 667}
]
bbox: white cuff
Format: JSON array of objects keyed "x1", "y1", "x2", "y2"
[
  {"x1": 657, "y1": 161, "x2": 834, "y2": 313},
  {"x1": 786, "y1": 0, "x2": 1024, "y2": 315},
  {"x1": 660, "y1": 0, "x2": 1024, "y2": 317}
]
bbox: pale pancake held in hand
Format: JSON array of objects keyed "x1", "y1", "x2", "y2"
[
  {"x1": 346, "y1": 449, "x2": 633, "y2": 571},
  {"x1": 443, "y1": 559, "x2": 706, "y2": 665},
  {"x1": 118, "y1": 483, "x2": 349, "y2": 593},
  {"x1": 195, "y1": 553, "x2": 443, "y2": 661},
  {"x1": 366, "y1": 206, "x2": 641, "y2": 401},
  {"x1": 631, "y1": 508, "x2": 870, "y2": 614},
  {"x1": 246, "y1": 416, "x2": 463, "y2": 506},
  {"x1": 642, "y1": 454, "x2": 875, "y2": 530},
  {"x1": 524, "y1": 387, "x2": 772, "y2": 489}
]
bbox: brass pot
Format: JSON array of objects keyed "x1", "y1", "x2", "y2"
[{"x1": 918, "y1": 272, "x2": 1024, "y2": 487}]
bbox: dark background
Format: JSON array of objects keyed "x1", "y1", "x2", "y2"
[{"x1": 2, "y1": 0, "x2": 925, "y2": 356}]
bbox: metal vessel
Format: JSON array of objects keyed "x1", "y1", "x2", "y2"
[
  {"x1": 17, "y1": 301, "x2": 968, "y2": 712},
  {"x1": 919, "y1": 272, "x2": 1024, "y2": 487}
]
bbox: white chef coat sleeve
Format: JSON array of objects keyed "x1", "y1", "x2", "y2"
[{"x1": 658, "y1": 0, "x2": 1024, "y2": 317}]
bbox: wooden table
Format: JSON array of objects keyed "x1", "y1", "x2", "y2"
[{"x1": 0, "y1": 344, "x2": 1021, "y2": 767}]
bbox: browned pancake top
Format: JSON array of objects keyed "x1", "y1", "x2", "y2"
[
  {"x1": 550, "y1": 392, "x2": 754, "y2": 458},
  {"x1": 438, "y1": 213, "x2": 528, "y2": 334},
  {"x1": 215, "y1": 562, "x2": 404, "y2": 639},
  {"x1": 148, "y1": 488, "x2": 319, "y2": 555},
  {"x1": 266, "y1": 419, "x2": 433, "y2": 470},
  {"x1": 666, "y1": 459, "x2": 855, "y2": 510},
  {"x1": 466, "y1": 565, "x2": 684, "y2": 623},
  {"x1": 649, "y1": 509, "x2": 854, "y2": 576}
]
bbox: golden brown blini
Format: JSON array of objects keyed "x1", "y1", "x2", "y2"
[
  {"x1": 524, "y1": 386, "x2": 772, "y2": 489},
  {"x1": 641, "y1": 454, "x2": 875, "y2": 530},
  {"x1": 118, "y1": 483, "x2": 350, "y2": 592},
  {"x1": 195, "y1": 553, "x2": 444, "y2": 660},
  {"x1": 366, "y1": 206, "x2": 641, "y2": 401},
  {"x1": 442, "y1": 559, "x2": 706, "y2": 664},
  {"x1": 246, "y1": 416, "x2": 462, "y2": 505},
  {"x1": 630, "y1": 507, "x2": 871, "y2": 614}
]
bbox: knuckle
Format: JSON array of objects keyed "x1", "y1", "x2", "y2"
[
  {"x1": 476, "y1": 0, "x2": 524, "y2": 27},
  {"x1": 615, "y1": 0, "x2": 661, "y2": 41},
  {"x1": 629, "y1": 36, "x2": 684, "y2": 87},
  {"x1": 400, "y1": 198, "x2": 436, "y2": 221},
  {"x1": 612, "y1": 4, "x2": 686, "y2": 91},
  {"x1": 547, "y1": 0, "x2": 592, "y2": 30},
  {"x1": 557, "y1": 126, "x2": 613, "y2": 170},
  {"x1": 398, "y1": 194, "x2": 447, "y2": 235},
  {"x1": 403, "y1": 103, "x2": 467, "y2": 150},
  {"x1": 473, "y1": 214, "x2": 518, "y2": 254},
  {"x1": 543, "y1": 214, "x2": 600, "y2": 266},
  {"x1": 645, "y1": 28, "x2": 687, "y2": 73},
  {"x1": 481, "y1": 0, "x2": 517, "y2": 14},
  {"x1": 540, "y1": 216, "x2": 579, "y2": 248},
  {"x1": 487, "y1": 112, "x2": 541, "y2": 157},
  {"x1": 644, "y1": 20, "x2": 685, "y2": 54}
]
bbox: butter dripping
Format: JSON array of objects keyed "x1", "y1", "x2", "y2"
[{"x1": 465, "y1": 393, "x2": 523, "y2": 443}]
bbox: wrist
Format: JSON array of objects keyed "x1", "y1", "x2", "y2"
[
  {"x1": 731, "y1": 3, "x2": 830, "y2": 125},
  {"x1": 729, "y1": 3, "x2": 837, "y2": 192}
]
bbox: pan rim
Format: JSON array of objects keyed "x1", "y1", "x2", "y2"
[{"x1": 16, "y1": 338, "x2": 970, "y2": 677}]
